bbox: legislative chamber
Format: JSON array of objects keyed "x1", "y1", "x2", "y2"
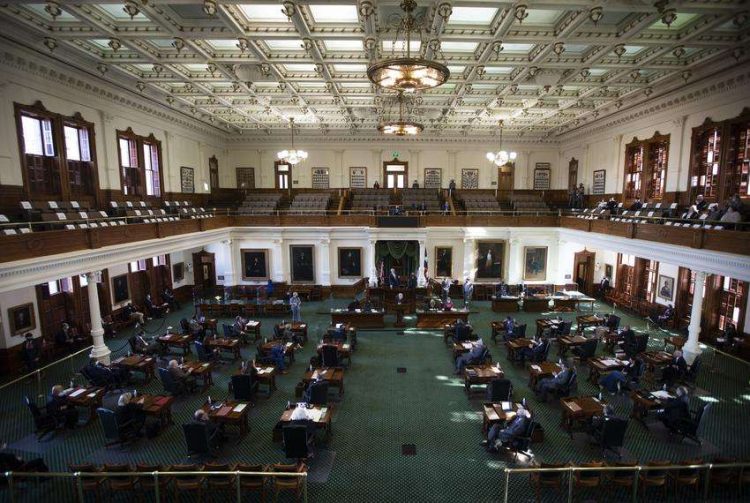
[{"x1": 0, "y1": 1, "x2": 748, "y2": 502}]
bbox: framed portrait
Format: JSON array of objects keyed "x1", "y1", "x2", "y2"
[
  {"x1": 435, "y1": 247, "x2": 453, "y2": 278},
  {"x1": 475, "y1": 241, "x2": 505, "y2": 279},
  {"x1": 604, "y1": 264, "x2": 613, "y2": 280},
  {"x1": 523, "y1": 246, "x2": 548, "y2": 281},
  {"x1": 533, "y1": 163, "x2": 551, "y2": 190},
  {"x1": 657, "y1": 274, "x2": 675, "y2": 301},
  {"x1": 8, "y1": 303, "x2": 35, "y2": 335},
  {"x1": 290, "y1": 245, "x2": 315, "y2": 283},
  {"x1": 241, "y1": 249, "x2": 269, "y2": 281},
  {"x1": 180, "y1": 166, "x2": 195, "y2": 193},
  {"x1": 112, "y1": 274, "x2": 130, "y2": 304},
  {"x1": 338, "y1": 248, "x2": 362, "y2": 278},
  {"x1": 173, "y1": 262, "x2": 185, "y2": 282}
]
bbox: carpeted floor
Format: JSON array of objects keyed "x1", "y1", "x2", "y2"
[{"x1": 2, "y1": 297, "x2": 749, "y2": 502}]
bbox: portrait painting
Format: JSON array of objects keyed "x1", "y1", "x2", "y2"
[
  {"x1": 605, "y1": 264, "x2": 613, "y2": 280},
  {"x1": 290, "y1": 245, "x2": 315, "y2": 283},
  {"x1": 435, "y1": 247, "x2": 453, "y2": 278},
  {"x1": 241, "y1": 249, "x2": 269, "y2": 280},
  {"x1": 9, "y1": 303, "x2": 35, "y2": 335},
  {"x1": 173, "y1": 262, "x2": 185, "y2": 282},
  {"x1": 112, "y1": 274, "x2": 130, "y2": 304},
  {"x1": 338, "y1": 248, "x2": 362, "y2": 278},
  {"x1": 475, "y1": 241, "x2": 505, "y2": 279},
  {"x1": 523, "y1": 246, "x2": 548, "y2": 281},
  {"x1": 658, "y1": 274, "x2": 675, "y2": 301}
]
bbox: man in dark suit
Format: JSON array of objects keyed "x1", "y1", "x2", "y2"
[
  {"x1": 597, "y1": 276, "x2": 610, "y2": 298},
  {"x1": 588, "y1": 404, "x2": 617, "y2": 438},
  {"x1": 55, "y1": 323, "x2": 83, "y2": 351},
  {"x1": 144, "y1": 294, "x2": 168, "y2": 318},
  {"x1": 115, "y1": 392, "x2": 146, "y2": 436},
  {"x1": 495, "y1": 281, "x2": 508, "y2": 297},
  {"x1": 407, "y1": 273, "x2": 417, "y2": 289},
  {"x1": 162, "y1": 286, "x2": 180, "y2": 310},
  {"x1": 131, "y1": 328, "x2": 161, "y2": 356},
  {"x1": 388, "y1": 268, "x2": 400, "y2": 288},
  {"x1": 20, "y1": 333, "x2": 41, "y2": 372},
  {"x1": 192, "y1": 409, "x2": 222, "y2": 448},
  {"x1": 168, "y1": 359, "x2": 197, "y2": 393},
  {"x1": 661, "y1": 350, "x2": 687, "y2": 386},
  {"x1": 536, "y1": 361, "x2": 574, "y2": 402},
  {"x1": 46, "y1": 385, "x2": 78, "y2": 428},
  {"x1": 454, "y1": 339, "x2": 486, "y2": 374},
  {"x1": 619, "y1": 325, "x2": 636, "y2": 352},
  {"x1": 519, "y1": 337, "x2": 548, "y2": 365},
  {"x1": 482, "y1": 406, "x2": 531, "y2": 452},
  {"x1": 658, "y1": 386, "x2": 690, "y2": 431},
  {"x1": 503, "y1": 316, "x2": 517, "y2": 341}
]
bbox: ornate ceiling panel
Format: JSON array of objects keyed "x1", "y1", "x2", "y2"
[{"x1": 1, "y1": 1, "x2": 748, "y2": 141}]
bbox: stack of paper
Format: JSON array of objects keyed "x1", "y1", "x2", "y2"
[
  {"x1": 233, "y1": 403, "x2": 247, "y2": 413},
  {"x1": 69, "y1": 389, "x2": 85, "y2": 398}
]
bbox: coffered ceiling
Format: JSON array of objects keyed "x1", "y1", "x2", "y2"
[{"x1": 1, "y1": 1, "x2": 748, "y2": 141}]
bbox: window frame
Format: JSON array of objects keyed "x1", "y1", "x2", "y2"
[
  {"x1": 116, "y1": 127, "x2": 164, "y2": 200},
  {"x1": 623, "y1": 132, "x2": 670, "y2": 202}
]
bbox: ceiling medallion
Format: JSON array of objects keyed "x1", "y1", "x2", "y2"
[
  {"x1": 486, "y1": 120, "x2": 517, "y2": 166},
  {"x1": 377, "y1": 92, "x2": 424, "y2": 136},
  {"x1": 123, "y1": 0, "x2": 140, "y2": 20},
  {"x1": 45, "y1": 1, "x2": 62, "y2": 20},
  {"x1": 277, "y1": 118, "x2": 308, "y2": 165},
  {"x1": 203, "y1": 0, "x2": 217, "y2": 17},
  {"x1": 367, "y1": 0, "x2": 449, "y2": 92},
  {"x1": 589, "y1": 7, "x2": 603, "y2": 25}
]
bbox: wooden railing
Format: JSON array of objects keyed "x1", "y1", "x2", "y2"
[{"x1": 0, "y1": 214, "x2": 748, "y2": 264}]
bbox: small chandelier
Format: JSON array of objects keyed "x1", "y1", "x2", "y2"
[
  {"x1": 378, "y1": 92, "x2": 424, "y2": 136},
  {"x1": 367, "y1": 0, "x2": 449, "y2": 92},
  {"x1": 486, "y1": 120, "x2": 517, "y2": 166},
  {"x1": 277, "y1": 118, "x2": 308, "y2": 165}
]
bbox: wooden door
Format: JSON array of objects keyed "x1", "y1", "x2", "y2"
[
  {"x1": 208, "y1": 155, "x2": 219, "y2": 193},
  {"x1": 383, "y1": 160, "x2": 408, "y2": 189},
  {"x1": 193, "y1": 251, "x2": 216, "y2": 292},
  {"x1": 497, "y1": 165, "x2": 513, "y2": 190},
  {"x1": 275, "y1": 162, "x2": 291, "y2": 190},
  {"x1": 568, "y1": 158, "x2": 578, "y2": 191},
  {"x1": 573, "y1": 250, "x2": 596, "y2": 296}
]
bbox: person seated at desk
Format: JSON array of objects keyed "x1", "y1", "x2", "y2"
[
  {"x1": 85, "y1": 358, "x2": 129, "y2": 388},
  {"x1": 46, "y1": 385, "x2": 78, "y2": 428},
  {"x1": 658, "y1": 386, "x2": 690, "y2": 431},
  {"x1": 162, "y1": 286, "x2": 180, "y2": 311},
  {"x1": 716, "y1": 323, "x2": 738, "y2": 350},
  {"x1": 481, "y1": 406, "x2": 531, "y2": 453},
  {"x1": 277, "y1": 323, "x2": 304, "y2": 346},
  {"x1": 20, "y1": 333, "x2": 41, "y2": 372},
  {"x1": 443, "y1": 297, "x2": 454, "y2": 311},
  {"x1": 268, "y1": 343, "x2": 288, "y2": 373},
  {"x1": 192, "y1": 409, "x2": 223, "y2": 448},
  {"x1": 599, "y1": 358, "x2": 643, "y2": 393},
  {"x1": 495, "y1": 281, "x2": 509, "y2": 297},
  {"x1": 618, "y1": 325, "x2": 636, "y2": 352},
  {"x1": 362, "y1": 297, "x2": 373, "y2": 312},
  {"x1": 407, "y1": 273, "x2": 417, "y2": 289},
  {"x1": 503, "y1": 316, "x2": 517, "y2": 341},
  {"x1": 652, "y1": 304, "x2": 674, "y2": 328},
  {"x1": 232, "y1": 315, "x2": 249, "y2": 341},
  {"x1": 454, "y1": 338, "x2": 486, "y2": 375},
  {"x1": 187, "y1": 317, "x2": 204, "y2": 339},
  {"x1": 0, "y1": 442, "x2": 48, "y2": 473},
  {"x1": 687, "y1": 194, "x2": 708, "y2": 219},
  {"x1": 427, "y1": 298, "x2": 440, "y2": 311},
  {"x1": 588, "y1": 404, "x2": 617, "y2": 438},
  {"x1": 131, "y1": 328, "x2": 161, "y2": 356},
  {"x1": 55, "y1": 322, "x2": 84, "y2": 351},
  {"x1": 661, "y1": 350, "x2": 687, "y2": 386},
  {"x1": 535, "y1": 360, "x2": 574, "y2": 402},
  {"x1": 124, "y1": 303, "x2": 147, "y2": 325},
  {"x1": 518, "y1": 336, "x2": 548, "y2": 365},
  {"x1": 115, "y1": 391, "x2": 146, "y2": 436},
  {"x1": 144, "y1": 294, "x2": 168, "y2": 318},
  {"x1": 167, "y1": 359, "x2": 197, "y2": 393},
  {"x1": 629, "y1": 199, "x2": 643, "y2": 211}
]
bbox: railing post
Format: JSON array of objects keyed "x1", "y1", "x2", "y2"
[
  {"x1": 5, "y1": 471, "x2": 16, "y2": 503},
  {"x1": 631, "y1": 466, "x2": 640, "y2": 502},
  {"x1": 235, "y1": 470, "x2": 241, "y2": 502},
  {"x1": 304, "y1": 472, "x2": 309, "y2": 503},
  {"x1": 75, "y1": 472, "x2": 85, "y2": 503},
  {"x1": 703, "y1": 464, "x2": 712, "y2": 501},
  {"x1": 568, "y1": 467, "x2": 574, "y2": 503},
  {"x1": 153, "y1": 471, "x2": 160, "y2": 502},
  {"x1": 503, "y1": 468, "x2": 510, "y2": 503}
]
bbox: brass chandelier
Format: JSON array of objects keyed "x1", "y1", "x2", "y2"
[{"x1": 378, "y1": 92, "x2": 424, "y2": 136}]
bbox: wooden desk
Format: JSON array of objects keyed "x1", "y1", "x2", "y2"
[
  {"x1": 664, "y1": 335, "x2": 686, "y2": 352},
  {"x1": 482, "y1": 401, "x2": 523, "y2": 433},
  {"x1": 255, "y1": 366, "x2": 277, "y2": 393},
  {"x1": 133, "y1": 394, "x2": 175, "y2": 426},
  {"x1": 203, "y1": 318, "x2": 218, "y2": 337},
  {"x1": 602, "y1": 331, "x2": 621, "y2": 354},
  {"x1": 523, "y1": 297, "x2": 550, "y2": 313},
  {"x1": 157, "y1": 333, "x2": 192, "y2": 355},
  {"x1": 330, "y1": 310, "x2": 385, "y2": 329},
  {"x1": 505, "y1": 338, "x2": 534, "y2": 361},
  {"x1": 204, "y1": 400, "x2": 251, "y2": 437},
  {"x1": 553, "y1": 298, "x2": 577, "y2": 312},
  {"x1": 536, "y1": 318, "x2": 561, "y2": 337},
  {"x1": 560, "y1": 396, "x2": 604, "y2": 433},
  {"x1": 205, "y1": 337, "x2": 241, "y2": 360},
  {"x1": 276, "y1": 322, "x2": 309, "y2": 343},
  {"x1": 641, "y1": 351, "x2": 673, "y2": 387},
  {"x1": 63, "y1": 386, "x2": 104, "y2": 424},
  {"x1": 453, "y1": 341, "x2": 480, "y2": 360},
  {"x1": 465, "y1": 363, "x2": 504, "y2": 395},
  {"x1": 276, "y1": 404, "x2": 332, "y2": 441},
  {"x1": 181, "y1": 361, "x2": 214, "y2": 388},
  {"x1": 416, "y1": 309, "x2": 470, "y2": 329},
  {"x1": 630, "y1": 389, "x2": 674, "y2": 424},
  {"x1": 260, "y1": 341, "x2": 297, "y2": 365},
  {"x1": 576, "y1": 296, "x2": 596, "y2": 312},
  {"x1": 587, "y1": 357, "x2": 627, "y2": 384},
  {"x1": 244, "y1": 320, "x2": 261, "y2": 343},
  {"x1": 558, "y1": 335, "x2": 588, "y2": 356},
  {"x1": 528, "y1": 362, "x2": 562, "y2": 389},
  {"x1": 492, "y1": 296, "x2": 520, "y2": 312},
  {"x1": 112, "y1": 354, "x2": 156, "y2": 382},
  {"x1": 317, "y1": 342, "x2": 352, "y2": 367},
  {"x1": 302, "y1": 367, "x2": 345, "y2": 396},
  {"x1": 444, "y1": 323, "x2": 476, "y2": 345},
  {"x1": 576, "y1": 315, "x2": 605, "y2": 333}
]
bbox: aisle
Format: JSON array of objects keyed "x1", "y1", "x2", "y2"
[{"x1": 312, "y1": 329, "x2": 502, "y2": 502}]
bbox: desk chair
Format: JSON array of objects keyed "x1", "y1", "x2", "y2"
[
  {"x1": 103, "y1": 464, "x2": 138, "y2": 500},
  {"x1": 96, "y1": 408, "x2": 137, "y2": 448},
  {"x1": 135, "y1": 463, "x2": 171, "y2": 500},
  {"x1": 506, "y1": 421, "x2": 536, "y2": 461},
  {"x1": 24, "y1": 395, "x2": 57, "y2": 440},
  {"x1": 270, "y1": 463, "x2": 306, "y2": 502},
  {"x1": 667, "y1": 402, "x2": 711, "y2": 444},
  {"x1": 605, "y1": 460, "x2": 637, "y2": 493},
  {"x1": 68, "y1": 463, "x2": 105, "y2": 502},
  {"x1": 171, "y1": 464, "x2": 205, "y2": 503},
  {"x1": 638, "y1": 460, "x2": 671, "y2": 500},
  {"x1": 231, "y1": 374, "x2": 258, "y2": 402},
  {"x1": 486, "y1": 378, "x2": 512, "y2": 402},
  {"x1": 320, "y1": 345, "x2": 340, "y2": 368},
  {"x1": 573, "y1": 461, "x2": 603, "y2": 498},
  {"x1": 183, "y1": 423, "x2": 219, "y2": 458},
  {"x1": 669, "y1": 458, "x2": 702, "y2": 498},
  {"x1": 283, "y1": 424, "x2": 313, "y2": 461},
  {"x1": 236, "y1": 463, "x2": 267, "y2": 502},
  {"x1": 204, "y1": 462, "x2": 236, "y2": 499},
  {"x1": 594, "y1": 417, "x2": 628, "y2": 458},
  {"x1": 530, "y1": 462, "x2": 566, "y2": 503}
]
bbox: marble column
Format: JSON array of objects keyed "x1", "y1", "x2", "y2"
[
  {"x1": 87, "y1": 271, "x2": 111, "y2": 363},
  {"x1": 319, "y1": 238, "x2": 331, "y2": 285},
  {"x1": 417, "y1": 239, "x2": 426, "y2": 286},
  {"x1": 223, "y1": 239, "x2": 238, "y2": 286},
  {"x1": 683, "y1": 271, "x2": 706, "y2": 363},
  {"x1": 462, "y1": 238, "x2": 475, "y2": 280},
  {"x1": 367, "y1": 239, "x2": 378, "y2": 286},
  {"x1": 271, "y1": 239, "x2": 284, "y2": 282}
]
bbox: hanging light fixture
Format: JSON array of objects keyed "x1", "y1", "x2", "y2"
[
  {"x1": 486, "y1": 120, "x2": 517, "y2": 166},
  {"x1": 277, "y1": 118, "x2": 308, "y2": 165},
  {"x1": 367, "y1": 0, "x2": 449, "y2": 92},
  {"x1": 378, "y1": 92, "x2": 424, "y2": 136}
]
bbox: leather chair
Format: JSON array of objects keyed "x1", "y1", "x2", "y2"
[
  {"x1": 639, "y1": 460, "x2": 671, "y2": 500},
  {"x1": 486, "y1": 378, "x2": 512, "y2": 402},
  {"x1": 320, "y1": 345, "x2": 340, "y2": 368},
  {"x1": 96, "y1": 407, "x2": 137, "y2": 447},
  {"x1": 194, "y1": 340, "x2": 217, "y2": 364},
  {"x1": 572, "y1": 338, "x2": 598, "y2": 362},
  {"x1": 171, "y1": 464, "x2": 205, "y2": 503},
  {"x1": 593, "y1": 417, "x2": 629, "y2": 458},
  {"x1": 283, "y1": 424, "x2": 312, "y2": 461},
  {"x1": 157, "y1": 367, "x2": 183, "y2": 396},
  {"x1": 669, "y1": 458, "x2": 702, "y2": 498},
  {"x1": 506, "y1": 420, "x2": 536, "y2": 461},
  {"x1": 530, "y1": 462, "x2": 566, "y2": 503},
  {"x1": 236, "y1": 463, "x2": 267, "y2": 502},
  {"x1": 306, "y1": 380, "x2": 330, "y2": 406},
  {"x1": 183, "y1": 423, "x2": 217, "y2": 458},
  {"x1": 24, "y1": 395, "x2": 57, "y2": 439},
  {"x1": 231, "y1": 374, "x2": 258, "y2": 402},
  {"x1": 269, "y1": 462, "x2": 306, "y2": 502},
  {"x1": 667, "y1": 402, "x2": 711, "y2": 444}
]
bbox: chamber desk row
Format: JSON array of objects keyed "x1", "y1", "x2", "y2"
[{"x1": 491, "y1": 295, "x2": 596, "y2": 313}]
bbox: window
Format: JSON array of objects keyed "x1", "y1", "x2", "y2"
[
  {"x1": 117, "y1": 128, "x2": 163, "y2": 198},
  {"x1": 64, "y1": 121, "x2": 95, "y2": 196},
  {"x1": 47, "y1": 280, "x2": 60, "y2": 295},
  {"x1": 726, "y1": 119, "x2": 750, "y2": 197},
  {"x1": 644, "y1": 260, "x2": 659, "y2": 302},
  {"x1": 22, "y1": 115, "x2": 55, "y2": 156},
  {"x1": 691, "y1": 126, "x2": 721, "y2": 199},
  {"x1": 153, "y1": 255, "x2": 167, "y2": 266},
  {"x1": 647, "y1": 141, "x2": 668, "y2": 200},
  {"x1": 275, "y1": 162, "x2": 290, "y2": 189},
  {"x1": 623, "y1": 144, "x2": 643, "y2": 200},
  {"x1": 129, "y1": 259, "x2": 147, "y2": 273},
  {"x1": 623, "y1": 133, "x2": 669, "y2": 201},
  {"x1": 719, "y1": 277, "x2": 745, "y2": 331},
  {"x1": 79, "y1": 274, "x2": 88, "y2": 287}
]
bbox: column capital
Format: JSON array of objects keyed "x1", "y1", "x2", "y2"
[
  {"x1": 86, "y1": 271, "x2": 102, "y2": 282},
  {"x1": 319, "y1": 238, "x2": 330, "y2": 245},
  {"x1": 463, "y1": 237, "x2": 475, "y2": 244}
]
